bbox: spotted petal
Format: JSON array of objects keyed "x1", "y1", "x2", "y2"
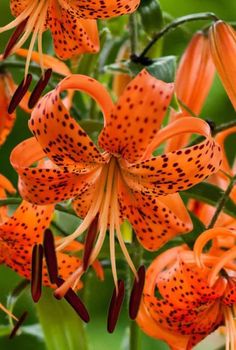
[
  {"x1": 11, "y1": 137, "x2": 102, "y2": 204},
  {"x1": 99, "y1": 70, "x2": 174, "y2": 163},
  {"x1": 118, "y1": 176, "x2": 192, "y2": 250},
  {"x1": 29, "y1": 75, "x2": 113, "y2": 168},
  {"x1": 62, "y1": 0, "x2": 140, "y2": 19},
  {"x1": 47, "y1": 2, "x2": 99, "y2": 59},
  {"x1": 121, "y1": 117, "x2": 222, "y2": 196}
]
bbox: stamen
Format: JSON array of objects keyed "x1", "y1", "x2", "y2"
[
  {"x1": 28, "y1": 68, "x2": 52, "y2": 108},
  {"x1": 0, "y1": 0, "x2": 35, "y2": 33},
  {"x1": 107, "y1": 280, "x2": 125, "y2": 333},
  {"x1": 56, "y1": 166, "x2": 108, "y2": 251},
  {"x1": 129, "y1": 265, "x2": 146, "y2": 320},
  {"x1": 55, "y1": 277, "x2": 90, "y2": 323},
  {"x1": 110, "y1": 205, "x2": 118, "y2": 293},
  {"x1": 83, "y1": 214, "x2": 99, "y2": 272},
  {"x1": 54, "y1": 265, "x2": 83, "y2": 299},
  {"x1": 0, "y1": 303, "x2": 17, "y2": 321},
  {"x1": 8, "y1": 74, "x2": 32, "y2": 114},
  {"x1": 43, "y1": 228, "x2": 58, "y2": 284},
  {"x1": 9, "y1": 311, "x2": 28, "y2": 339},
  {"x1": 224, "y1": 307, "x2": 236, "y2": 350},
  {"x1": 3, "y1": 17, "x2": 29, "y2": 59},
  {"x1": 208, "y1": 247, "x2": 236, "y2": 287},
  {"x1": 31, "y1": 244, "x2": 43, "y2": 303}
]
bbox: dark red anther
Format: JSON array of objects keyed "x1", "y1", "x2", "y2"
[
  {"x1": 31, "y1": 244, "x2": 43, "y2": 303},
  {"x1": 107, "y1": 280, "x2": 125, "y2": 333},
  {"x1": 43, "y1": 228, "x2": 58, "y2": 284},
  {"x1": 55, "y1": 277, "x2": 90, "y2": 323},
  {"x1": 83, "y1": 214, "x2": 99, "y2": 272},
  {"x1": 129, "y1": 265, "x2": 146, "y2": 320},
  {"x1": 3, "y1": 17, "x2": 29, "y2": 59},
  {"x1": 8, "y1": 73, "x2": 32, "y2": 114},
  {"x1": 9, "y1": 311, "x2": 28, "y2": 339},
  {"x1": 28, "y1": 68, "x2": 52, "y2": 108}
]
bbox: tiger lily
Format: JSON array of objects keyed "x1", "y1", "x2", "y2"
[
  {"x1": 10, "y1": 69, "x2": 222, "y2": 296},
  {"x1": 0, "y1": 174, "x2": 103, "y2": 291},
  {"x1": 137, "y1": 227, "x2": 236, "y2": 350},
  {"x1": 166, "y1": 31, "x2": 215, "y2": 152},
  {"x1": 209, "y1": 21, "x2": 236, "y2": 110},
  {"x1": 0, "y1": 0, "x2": 140, "y2": 77}
]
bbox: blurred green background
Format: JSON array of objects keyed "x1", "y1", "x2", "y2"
[{"x1": 0, "y1": 0, "x2": 235, "y2": 349}]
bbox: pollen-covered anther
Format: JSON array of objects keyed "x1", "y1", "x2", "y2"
[
  {"x1": 129, "y1": 265, "x2": 146, "y2": 320},
  {"x1": 83, "y1": 214, "x2": 99, "y2": 272},
  {"x1": 28, "y1": 68, "x2": 52, "y2": 108},
  {"x1": 43, "y1": 228, "x2": 58, "y2": 284},
  {"x1": 55, "y1": 277, "x2": 90, "y2": 323},
  {"x1": 9, "y1": 311, "x2": 28, "y2": 339},
  {"x1": 3, "y1": 17, "x2": 29, "y2": 59},
  {"x1": 8, "y1": 73, "x2": 32, "y2": 114},
  {"x1": 31, "y1": 243, "x2": 43, "y2": 303},
  {"x1": 107, "y1": 280, "x2": 125, "y2": 333}
]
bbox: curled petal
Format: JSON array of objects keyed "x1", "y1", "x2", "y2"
[
  {"x1": 209, "y1": 21, "x2": 236, "y2": 110},
  {"x1": 29, "y1": 75, "x2": 113, "y2": 168},
  {"x1": 215, "y1": 126, "x2": 236, "y2": 177},
  {"x1": 99, "y1": 69, "x2": 174, "y2": 163},
  {"x1": 15, "y1": 48, "x2": 71, "y2": 76}
]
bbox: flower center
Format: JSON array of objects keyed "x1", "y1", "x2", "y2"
[
  {"x1": 0, "y1": 0, "x2": 50, "y2": 76},
  {"x1": 55, "y1": 156, "x2": 137, "y2": 297}
]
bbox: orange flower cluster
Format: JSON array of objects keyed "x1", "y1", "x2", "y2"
[{"x1": 1, "y1": 2, "x2": 236, "y2": 346}]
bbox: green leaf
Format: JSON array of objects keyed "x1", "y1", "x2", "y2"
[
  {"x1": 127, "y1": 56, "x2": 176, "y2": 82},
  {"x1": 181, "y1": 212, "x2": 206, "y2": 249},
  {"x1": 138, "y1": 0, "x2": 163, "y2": 35},
  {"x1": 183, "y1": 182, "x2": 236, "y2": 219},
  {"x1": 36, "y1": 288, "x2": 88, "y2": 350}
]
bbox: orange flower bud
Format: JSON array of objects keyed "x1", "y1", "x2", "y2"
[
  {"x1": 176, "y1": 31, "x2": 215, "y2": 115},
  {"x1": 209, "y1": 21, "x2": 236, "y2": 110}
]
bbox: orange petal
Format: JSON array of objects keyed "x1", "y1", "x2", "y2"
[
  {"x1": 99, "y1": 69, "x2": 174, "y2": 163},
  {"x1": 48, "y1": 2, "x2": 99, "y2": 59},
  {"x1": 10, "y1": 137, "x2": 102, "y2": 204},
  {"x1": 176, "y1": 32, "x2": 215, "y2": 115},
  {"x1": 10, "y1": 0, "x2": 32, "y2": 17},
  {"x1": 118, "y1": 176, "x2": 192, "y2": 251},
  {"x1": 29, "y1": 75, "x2": 113, "y2": 167},
  {"x1": 0, "y1": 73, "x2": 16, "y2": 145},
  {"x1": 215, "y1": 126, "x2": 236, "y2": 177},
  {"x1": 122, "y1": 139, "x2": 222, "y2": 197},
  {"x1": 15, "y1": 48, "x2": 71, "y2": 76},
  {"x1": 63, "y1": 0, "x2": 140, "y2": 19},
  {"x1": 209, "y1": 21, "x2": 236, "y2": 110}
]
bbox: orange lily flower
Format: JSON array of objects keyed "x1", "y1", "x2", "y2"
[
  {"x1": 10, "y1": 69, "x2": 222, "y2": 295},
  {"x1": 137, "y1": 227, "x2": 236, "y2": 350},
  {"x1": 166, "y1": 31, "x2": 215, "y2": 152},
  {"x1": 0, "y1": 0, "x2": 140, "y2": 76},
  {"x1": 209, "y1": 21, "x2": 236, "y2": 110},
  {"x1": 0, "y1": 173, "x2": 103, "y2": 291}
]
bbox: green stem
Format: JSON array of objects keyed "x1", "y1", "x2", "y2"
[
  {"x1": 129, "y1": 12, "x2": 139, "y2": 56},
  {"x1": 129, "y1": 239, "x2": 143, "y2": 350},
  {"x1": 139, "y1": 12, "x2": 218, "y2": 58},
  {"x1": 0, "y1": 198, "x2": 77, "y2": 217},
  {"x1": 207, "y1": 175, "x2": 236, "y2": 229}
]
